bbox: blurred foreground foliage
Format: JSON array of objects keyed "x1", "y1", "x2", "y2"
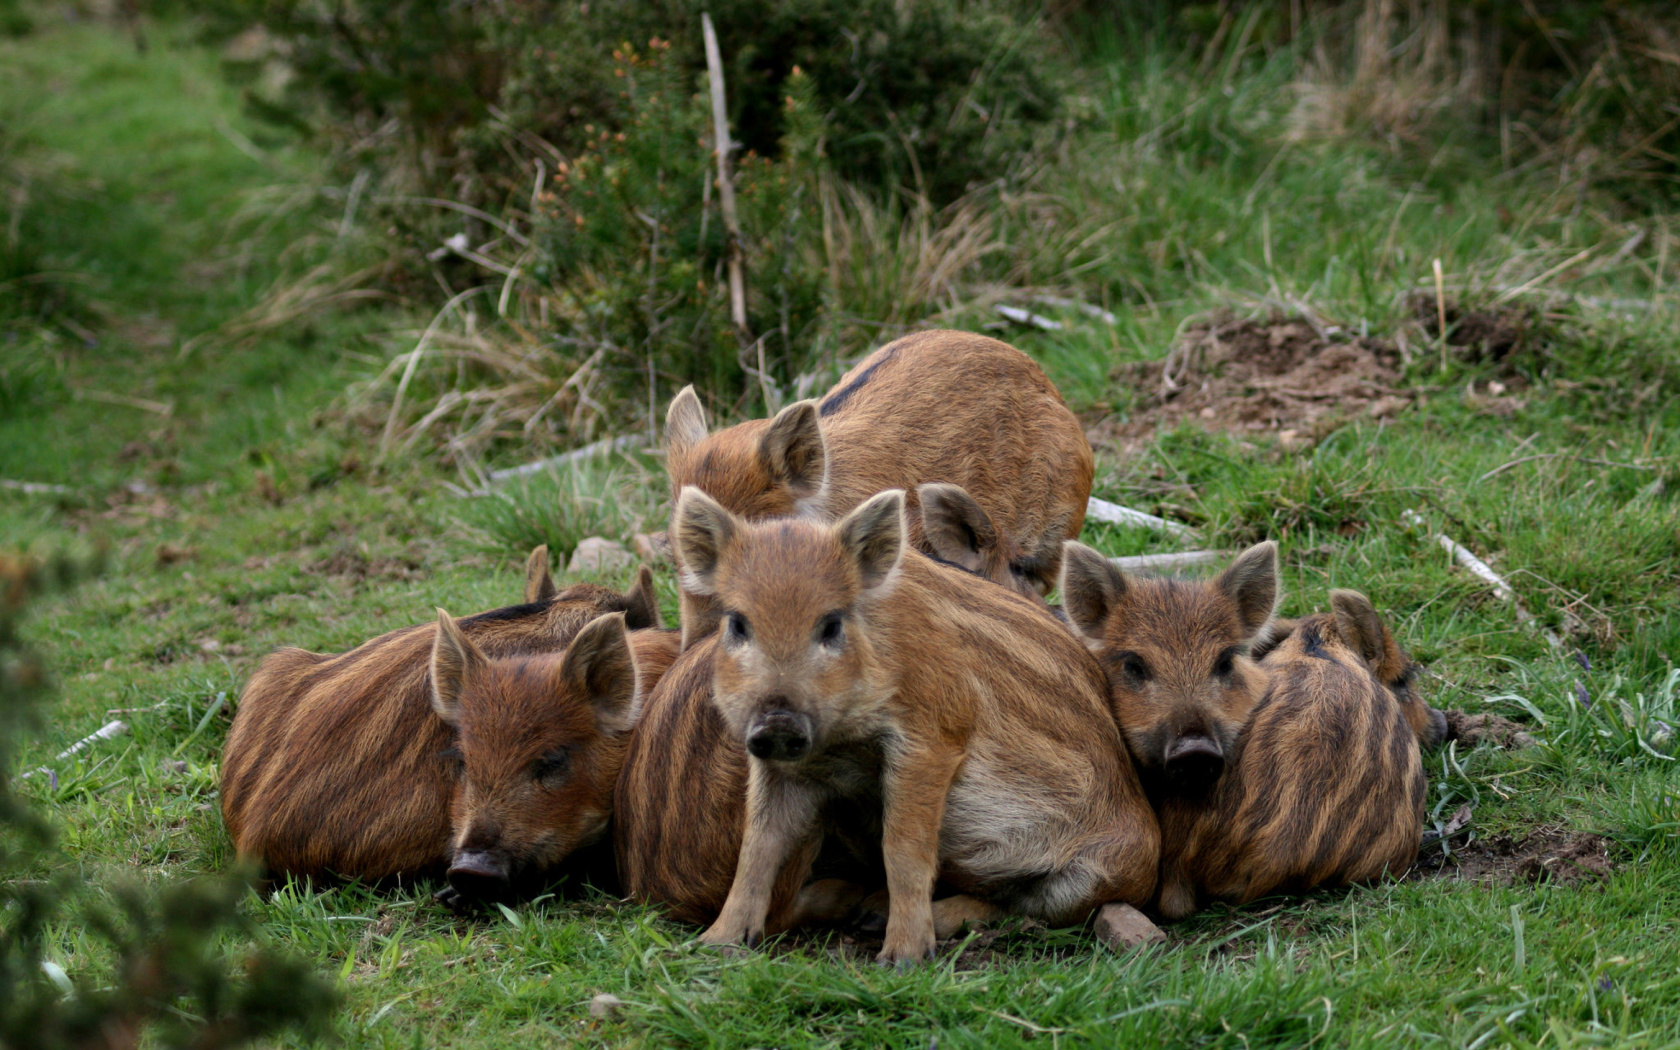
[{"x1": 0, "y1": 554, "x2": 337, "y2": 1050}]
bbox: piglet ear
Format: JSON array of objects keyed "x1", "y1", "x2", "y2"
[
  {"x1": 431, "y1": 609, "x2": 487, "y2": 726},
  {"x1": 1058, "y1": 541, "x2": 1127, "y2": 643},
  {"x1": 837, "y1": 489, "x2": 905, "y2": 590},
  {"x1": 758, "y1": 399, "x2": 826, "y2": 501},
  {"x1": 1330, "y1": 588, "x2": 1386, "y2": 668},
  {"x1": 664, "y1": 385, "x2": 709, "y2": 457},
  {"x1": 623, "y1": 564, "x2": 663, "y2": 630},
  {"x1": 671, "y1": 486, "x2": 738, "y2": 596},
  {"x1": 918, "y1": 483, "x2": 995, "y2": 575},
  {"x1": 560, "y1": 612, "x2": 640, "y2": 734},
  {"x1": 524, "y1": 544, "x2": 557, "y2": 604},
  {"x1": 1215, "y1": 541, "x2": 1280, "y2": 638}
]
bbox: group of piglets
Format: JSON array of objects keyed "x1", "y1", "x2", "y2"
[{"x1": 221, "y1": 330, "x2": 1453, "y2": 964}]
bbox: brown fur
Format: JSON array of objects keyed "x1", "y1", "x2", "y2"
[
  {"x1": 613, "y1": 633, "x2": 748, "y2": 925},
  {"x1": 611, "y1": 483, "x2": 1052, "y2": 926},
  {"x1": 652, "y1": 487, "x2": 1157, "y2": 964},
  {"x1": 1152, "y1": 592, "x2": 1429, "y2": 919},
  {"x1": 220, "y1": 562, "x2": 665, "y2": 883},
  {"x1": 1247, "y1": 609, "x2": 1446, "y2": 748},
  {"x1": 428, "y1": 611, "x2": 678, "y2": 901},
  {"x1": 917, "y1": 483, "x2": 1048, "y2": 605},
  {"x1": 1059, "y1": 540, "x2": 1281, "y2": 796},
  {"x1": 664, "y1": 330, "x2": 1093, "y2": 644}
]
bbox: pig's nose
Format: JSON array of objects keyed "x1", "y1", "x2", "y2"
[
  {"x1": 446, "y1": 849, "x2": 511, "y2": 900},
  {"x1": 746, "y1": 708, "x2": 813, "y2": 762},
  {"x1": 1164, "y1": 733, "x2": 1225, "y2": 793}
]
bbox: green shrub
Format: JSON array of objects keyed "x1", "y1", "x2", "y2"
[
  {"x1": 0, "y1": 554, "x2": 338, "y2": 1050},
  {"x1": 203, "y1": 0, "x2": 1063, "y2": 206}
]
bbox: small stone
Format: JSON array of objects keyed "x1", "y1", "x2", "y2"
[
  {"x1": 634, "y1": 531, "x2": 672, "y2": 563},
  {"x1": 156, "y1": 542, "x2": 196, "y2": 566},
  {"x1": 567, "y1": 537, "x2": 635, "y2": 575},
  {"x1": 588, "y1": 993, "x2": 623, "y2": 1019},
  {"x1": 1093, "y1": 902, "x2": 1166, "y2": 951},
  {"x1": 160, "y1": 759, "x2": 188, "y2": 774}
]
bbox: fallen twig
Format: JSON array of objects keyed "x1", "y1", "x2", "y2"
[
  {"x1": 73, "y1": 389, "x2": 173, "y2": 416},
  {"x1": 0, "y1": 479, "x2": 73, "y2": 495},
  {"x1": 477, "y1": 434, "x2": 649, "y2": 489},
  {"x1": 1086, "y1": 497, "x2": 1198, "y2": 539},
  {"x1": 1478, "y1": 453, "x2": 1656, "y2": 483},
  {"x1": 1031, "y1": 295, "x2": 1116, "y2": 325},
  {"x1": 1111, "y1": 550, "x2": 1222, "y2": 573},
  {"x1": 1403, "y1": 509, "x2": 1562, "y2": 649},
  {"x1": 994, "y1": 304, "x2": 1062, "y2": 331},
  {"x1": 18, "y1": 720, "x2": 129, "y2": 781}
]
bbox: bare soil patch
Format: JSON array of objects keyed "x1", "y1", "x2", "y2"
[
  {"x1": 1416, "y1": 827, "x2": 1615, "y2": 887},
  {"x1": 1443, "y1": 709, "x2": 1538, "y2": 750},
  {"x1": 1093, "y1": 315, "x2": 1411, "y2": 450},
  {"x1": 1411, "y1": 293, "x2": 1542, "y2": 366}
]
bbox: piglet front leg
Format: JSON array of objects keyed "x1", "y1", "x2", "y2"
[{"x1": 701, "y1": 764, "x2": 818, "y2": 949}]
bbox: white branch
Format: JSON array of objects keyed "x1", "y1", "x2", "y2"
[{"x1": 1087, "y1": 497, "x2": 1197, "y2": 539}]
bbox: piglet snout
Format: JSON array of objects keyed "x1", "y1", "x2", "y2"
[{"x1": 746, "y1": 708, "x2": 813, "y2": 762}]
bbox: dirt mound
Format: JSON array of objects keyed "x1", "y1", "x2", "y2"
[
  {"x1": 1443, "y1": 710, "x2": 1537, "y2": 750},
  {"x1": 1416, "y1": 828, "x2": 1615, "y2": 887},
  {"x1": 1095, "y1": 316, "x2": 1411, "y2": 448},
  {"x1": 1410, "y1": 294, "x2": 1541, "y2": 365}
]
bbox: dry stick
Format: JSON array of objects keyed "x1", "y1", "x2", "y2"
[
  {"x1": 480, "y1": 434, "x2": 649, "y2": 488},
  {"x1": 1086, "y1": 497, "x2": 1198, "y2": 540},
  {"x1": 0, "y1": 479, "x2": 73, "y2": 495},
  {"x1": 702, "y1": 13, "x2": 749, "y2": 342},
  {"x1": 1493, "y1": 247, "x2": 1596, "y2": 305},
  {"x1": 1402, "y1": 509, "x2": 1563, "y2": 650},
  {"x1": 18, "y1": 720, "x2": 129, "y2": 781},
  {"x1": 1478, "y1": 453, "x2": 1656, "y2": 483},
  {"x1": 1432, "y1": 257, "x2": 1447, "y2": 372},
  {"x1": 1110, "y1": 550, "x2": 1222, "y2": 573},
  {"x1": 995, "y1": 304, "x2": 1062, "y2": 331}
]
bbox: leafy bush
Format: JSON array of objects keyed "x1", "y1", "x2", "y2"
[
  {"x1": 205, "y1": 0, "x2": 1063, "y2": 206},
  {"x1": 0, "y1": 554, "x2": 338, "y2": 1050}
]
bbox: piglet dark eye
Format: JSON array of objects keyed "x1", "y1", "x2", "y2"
[
  {"x1": 726, "y1": 612, "x2": 751, "y2": 644},
  {"x1": 1213, "y1": 648, "x2": 1237, "y2": 679},
  {"x1": 817, "y1": 611, "x2": 844, "y2": 648},
  {"x1": 438, "y1": 747, "x2": 465, "y2": 775},
  {"x1": 532, "y1": 750, "x2": 571, "y2": 784},
  {"x1": 1109, "y1": 651, "x2": 1151, "y2": 686}
]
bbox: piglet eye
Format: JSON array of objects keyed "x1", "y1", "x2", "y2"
[
  {"x1": 726, "y1": 612, "x2": 751, "y2": 644},
  {"x1": 1109, "y1": 651, "x2": 1151, "y2": 685},
  {"x1": 438, "y1": 747, "x2": 465, "y2": 775},
  {"x1": 532, "y1": 750, "x2": 571, "y2": 784},
  {"x1": 817, "y1": 612, "x2": 844, "y2": 647},
  {"x1": 1213, "y1": 649, "x2": 1237, "y2": 679}
]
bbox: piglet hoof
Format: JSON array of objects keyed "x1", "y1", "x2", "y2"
[
  {"x1": 433, "y1": 885, "x2": 470, "y2": 913},
  {"x1": 698, "y1": 923, "x2": 762, "y2": 952},
  {"x1": 875, "y1": 934, "x2": 936, "y2": 967}
]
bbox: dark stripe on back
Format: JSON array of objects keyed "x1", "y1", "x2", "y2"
[
  {"x1": 819, "y1": 348, "x2": 896, "y2": 417},
  {"x1": 462, "y1": 600, "x2": 551, "y2": 626},
  {"x1": 1298, "y1": 621, "x2": 1332, "y2": 661}
]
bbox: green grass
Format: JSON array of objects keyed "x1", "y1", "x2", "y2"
[{"x1": 7, "y1": 11, "x2": 1680, "y2": 1049}]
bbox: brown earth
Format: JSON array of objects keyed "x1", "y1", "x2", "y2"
[
  {"x1": 1411, "y1": 293, "x2": 1541, "y2": 365},
  {"x1": 1443, "y1": 709, "x2": 1538, "y2": 750},
  {"x1": 1415, "y1": 827, "x2": 1615, "y2": 887},
  {"x1": 1093, "y1": 316, "x2": 1412, "y2": 450}
]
